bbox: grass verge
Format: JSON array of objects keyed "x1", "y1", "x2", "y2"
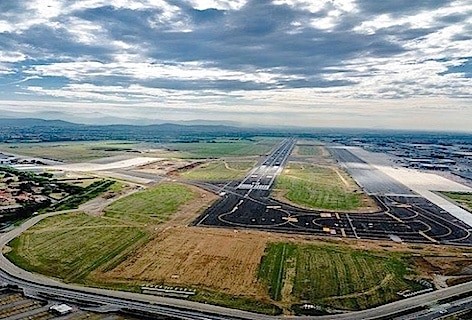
[
  {"x1": 191, "y1": 289, "x2": 282, "y2": 315},
  {"x1": 440, "y1": 191, "x2": 472, "y2": 212}
]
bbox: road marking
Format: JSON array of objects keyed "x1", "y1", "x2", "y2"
[
  {"x1": 197, "y1": 213, "x2": 210, "y2": 225},
  {"x1": 386, "y1": 212, "x2": 404, "y2": 223},
  {"x1": 346, "y1": 214, "x2": 360, "y2": 239},
  {"x1": 419, "y1": 231, "x2": 438, "y2": 243}
]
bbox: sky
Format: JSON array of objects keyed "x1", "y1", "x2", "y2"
[{"x1": 0, "y1": 0, "x2": 471, "y2": 131}]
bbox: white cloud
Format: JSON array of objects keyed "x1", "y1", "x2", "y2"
[
  {"x1": 0, "y1": 0, "x2": 471, "y2": 130},
  {"x1": 0, "y1": 0, "x2": 184, "y2": 33},
  {"x1": 273, "y1": 0, "x2": 356, "y2": 13},
  {"x1": 185, "y1": 0, "x2": 247, "y2": 10},
  {"x1": 353, "y1": 1, "x2": 472, "y2": 35},
  {"x1": 25, "y1": 60, "x2": 302, "y2": 84},
  {"x1": 275, "y1": 0, "x2": 357, "y2": 31},
  {"x1": 0, "y1": 51, "x2": 27, "y2": 63}
]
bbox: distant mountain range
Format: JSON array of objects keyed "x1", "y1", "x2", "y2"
[
  {"x1": 1, "y1": 118, "x2": 470, "y2": 145},
  {"x1": 0, "y1": 118, "x2": 248, "y2": 132},
  {"x1": 0, "y1": 117, "x2": 266, "y2": 143},
  {"x1": 0, "y1": 110, "x2": 242, "y2": 127}
]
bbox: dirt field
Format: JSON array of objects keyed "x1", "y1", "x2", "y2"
[
  {"x1": 135, "y1": 159, "x2": 194, "y2": 175},
  {"x1": 94, "y1": 225, "x2": 472, "y2": 313},
  {"x1": 97, "y1": 227, "x2": 270, "y2": 297}
]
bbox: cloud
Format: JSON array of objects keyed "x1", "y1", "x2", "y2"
[{"x1": 0, "y1": 0, "x2": 471, "y2": 130}]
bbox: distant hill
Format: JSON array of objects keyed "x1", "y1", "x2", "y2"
[
  {"x1": 0, "y1": 118, "x2": 470, "y2": 144},
  {"x1": 0, "y1": 118, "x2": 259, "y2": 143},
  {"x1": 0, "y1": 118, "x2": 80, "y2": 128},
  {"x1": 0, "y1": 110, "x2": 241, "y2": 127}
]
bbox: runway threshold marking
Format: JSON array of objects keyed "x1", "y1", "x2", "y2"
[{"x1": 419, "y1": 231, "x2": 439, "y2": 243}]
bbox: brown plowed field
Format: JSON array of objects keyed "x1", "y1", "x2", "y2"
[{"x1": 96, "y1": 227, "x2": 270, "y2": 297}]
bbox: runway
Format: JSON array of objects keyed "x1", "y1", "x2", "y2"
[
  {"x1": 237, "y1": 138, "x2": 294, "y2": 190},
  {"x1": 194, "y1": 141, "x2": 472, "y2": 246}
]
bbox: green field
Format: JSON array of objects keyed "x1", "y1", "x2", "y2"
[
  {"x1": 259, "y1": 243, "x2": 418, "y2": 310},
  {"x1": 274, "y1": 163, "x2": 366, "y2": 211},
  {"x1": 441, "y1": 192, "x2": 472, "y2": 212},
  {"x1": 7, "y1": 182, "x2": 199, "y2": 284},
  {"x1": 181, "y1": 160, "x2": 255, "y2": 181},
  {"x1": 0, "y1": 141, "x2": 139, "y2": 162},
  {"x1": 296, "y1": 145, "x2": 321, "y2": 156},
  {"x1": 6, "y1": 213, "x2": 147, "y2": 283},
  {"x1": 104, "y1": 183, "x2": 197, "y2": 224},
  {"x1": 165, "y1": 138, "x2": 280, "y2": 158}
]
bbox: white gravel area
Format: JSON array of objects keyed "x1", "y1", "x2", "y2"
[
  {"x1": 349, "y1": 147, "x2": 472, "y2": 227},
  {"x1": 46, "y1": 157, "x2": 161, "y2": 172}
]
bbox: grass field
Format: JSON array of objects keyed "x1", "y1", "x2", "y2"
[
  {"x1": 259, "y1": 243, "x2": 418, "y2": 310},
  {"x1": 440, "y1": 192, "x2": 472, "y2": 212},
  {"x1": 6, "y1": 182, "x2": 206, "y2": 285},
  {"x1": 104, "y1": 183, "x2": 197, "y2": 224},
  {"x1": 180, "y1": 160, "x2": 255, "y2": 181},
  {"x1": 295, "y1": 145, "x2": 321, "y2": 156},
  {"x1": 274, "y1": 163, "x2": 376, "y2": 211},
  {"x1": 6, "y1": 213, "x2": 147, "y2": 283},
  {"x1": 0, "y1": 141, "x2": 140, "y2": 162},
  {"x1": 165, "y1": 138, "x2": 280, "y2": 158}
]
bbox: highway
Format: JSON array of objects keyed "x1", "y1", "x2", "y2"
[{"x1": 401, "y1": 294, "x2": 472, "y2": 319}]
